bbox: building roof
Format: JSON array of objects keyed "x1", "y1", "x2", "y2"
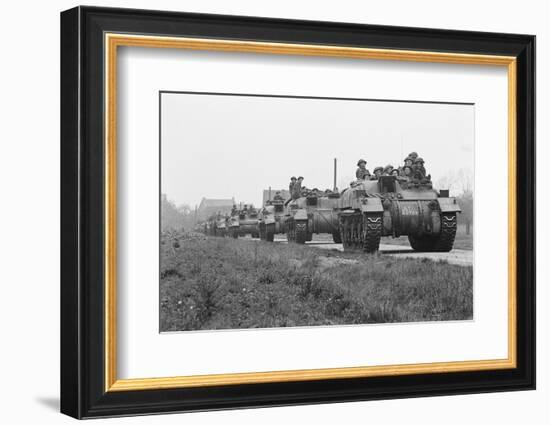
[{"x1": 198, "y1": 198, "x2": 235, "y2": 209}]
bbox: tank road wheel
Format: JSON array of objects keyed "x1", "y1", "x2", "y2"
[
  {"x1": 295, "y1": 220, "x2": 308, "y2": 244},
  {"x1": 408, "y1": 213, "x2": 457, "y2": 252},
  {"x1": 362, "y1": 213, "x2": 383, "y2": 253},
  {"x1": 407, "y1": 234, "x2": 435, "y2": 251}
]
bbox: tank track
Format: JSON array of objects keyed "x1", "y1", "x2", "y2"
[
  {"x1": 265, "y1": 224, "x2": 275, "y2": 242},
  {"x1": 295, "y1": 221, "x2": 308, "y2": 244},
  {"x1": 285, "y1": 218, "x2": 307, "y2": 244},
  {"x1": 339, "y1": 211, "x2": 382, "y2": 253},
  {"x1": 408, "y1": 212, "x2": 457, "y2": 252},
  {"x1": 362, "y1": 213, "x2": 383, "y2": 253},
  {"x1": 259, "y1": 224, "x2": 266, "y2": 241},
  {"x1": 432, "y1": 213, "x2": 457, "y2": 252}
]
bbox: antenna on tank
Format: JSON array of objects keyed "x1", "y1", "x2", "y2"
[{"x1": 333, "y1": 158, "x2": 337, "y2": 191}]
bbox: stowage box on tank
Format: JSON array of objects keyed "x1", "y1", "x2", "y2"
[{"x1": 338, "y1": 176, "x2": 461, "y2": 253}]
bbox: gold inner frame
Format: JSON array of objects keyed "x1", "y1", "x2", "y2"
[{"x1": 104, "y1": 33, "x2": 517, "y2": 392}]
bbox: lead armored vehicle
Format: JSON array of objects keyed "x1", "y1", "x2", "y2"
[
  {"x1": 338, "y1": 176, "x2": 460, "y2": 253},
  {"x1": 227, "y1": 204, "x2": 260, "y2": 238},
  {"x1": 284, "y1": 190, "x2": 341, "y2": 244},
  {"x1": 257, "y1": 198, "x2": 286, "y2": 242}
]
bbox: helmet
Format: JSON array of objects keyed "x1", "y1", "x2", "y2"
[{"x1": 357, "y1": 159, "x2": 367, "y2": 166}]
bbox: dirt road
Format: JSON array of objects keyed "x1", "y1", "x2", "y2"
[{"x1": 272, "y1": 237, "x2": 473, "y2": 266}]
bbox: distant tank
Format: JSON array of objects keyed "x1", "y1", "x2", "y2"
[
  {"x1": 205, "y1": 214, "x2": 218, "y2": 237},
  {"x1": 214, "y1": 213, "x2": 229, "y2": 237},
  {"x1": 257, "y1": 197, "x2": 286, "y2": 242},
  {"x1": 284, "y1": 190, "x2": 342, "y2": 244},
  {"x1": 338, "y1": 175, "x2": 460, "y2": 253},
  {"x1": 227, "y1": 204, "x2": 260, "y2": 238}
]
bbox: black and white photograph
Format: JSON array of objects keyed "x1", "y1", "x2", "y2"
[
  {"x1": 55, "y1": 3, "x2": 536, "y2": 421},
  {"x1": 160, "y1": 92, "x2": 474, "y2": 332}
]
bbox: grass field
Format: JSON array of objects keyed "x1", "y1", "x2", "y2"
[{"x1": 160, "y1": 231, "x2": 473, "y2": 332}]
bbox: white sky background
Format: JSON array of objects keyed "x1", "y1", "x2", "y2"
[{"x1": 161, "y1": 93, "x2": 474, "y2": 208}]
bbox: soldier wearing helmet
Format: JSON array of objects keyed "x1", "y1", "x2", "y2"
[
  {"x1": 413, "y1": 157, "x2": 426, "y2": 177},
  {"x1": 403, "y1": 156, "x2": 414, "y2": 167},
  {"x1": 292, "y1": 176, "x2": 304, "y2": 200},
  {"x1": 398, "y1": 165, "x2": 414, "y2": 187},
  {"x1": 370, "y1": 166, "x2": 384, "y2": 180},
  {"x1": 289, "y1": 176, "x2": 297, "y2": 193},
  {"x1": 356, "y1": 159, "x2": 371, "y2": 180},
  {"x1": 383, "y1": 164, "x2": 394, "y2": 176}
]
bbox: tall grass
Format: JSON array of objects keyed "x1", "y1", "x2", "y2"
[{"x1": 160, "y1": 231, "x2": 473, "y2": 332}]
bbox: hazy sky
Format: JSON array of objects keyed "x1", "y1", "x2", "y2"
[{"x1": 161, "y1": 92, "x2": 474, "y2": 208}]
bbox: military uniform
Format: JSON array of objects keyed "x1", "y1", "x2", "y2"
[
  {"x1": 370, "y1": 166, "x2": 384, "y2": 180},
  {"x1": 413, "y1": 157, "x2": 426, "y2": 178},
  {"x1": 292, "y1": 178, "x2": 303, "y2": 200},
  {"x1": 289, "y1": 177, "x2": 297, "y2": 193},
  {"x1": 355, "y1": 159, "x2": 370, "y2": 180},
  {"x1": 356, "y1": 167, "x2": 371, "y2": 180}
]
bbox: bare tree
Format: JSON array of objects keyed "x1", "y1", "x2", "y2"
[{"x1": 436, "y1": 169, "x2": 474, "y2": 235}]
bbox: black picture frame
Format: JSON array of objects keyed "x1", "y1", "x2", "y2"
[{"x1": 61, "y1": 5, "x2": 535, "y2": 419}]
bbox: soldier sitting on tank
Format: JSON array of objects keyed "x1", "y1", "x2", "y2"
[
  {"x1": 370, "y1": 166, "x2": 384, "y2": 180},
  {"x1": 289, "y1": 176, "x2": 297, "y2": 193},
  {"x1": 292, "y1": 176, "x2": 304, "y2": 200},
  {"x1": 398, "y1": 165, "x2": 413, "y2": 186},
  {"x1": 413, "y1": 157, "x2": 427, "y2": 176},
  {"x1": 403, "y1": 156, "x2": 414, "y2": 168},
  {"x1": 391, "y1": 168, "x2": 400, "y2": 177},
  {"x1": 355, "y1": 159, "x2": 371, "y2": 180},
  {"x1": 382, "y1": 164, "x2": 394, "y2": 176},
  {"x1": 408, "y1": 151, "x2": 419, "y2": 161}
]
